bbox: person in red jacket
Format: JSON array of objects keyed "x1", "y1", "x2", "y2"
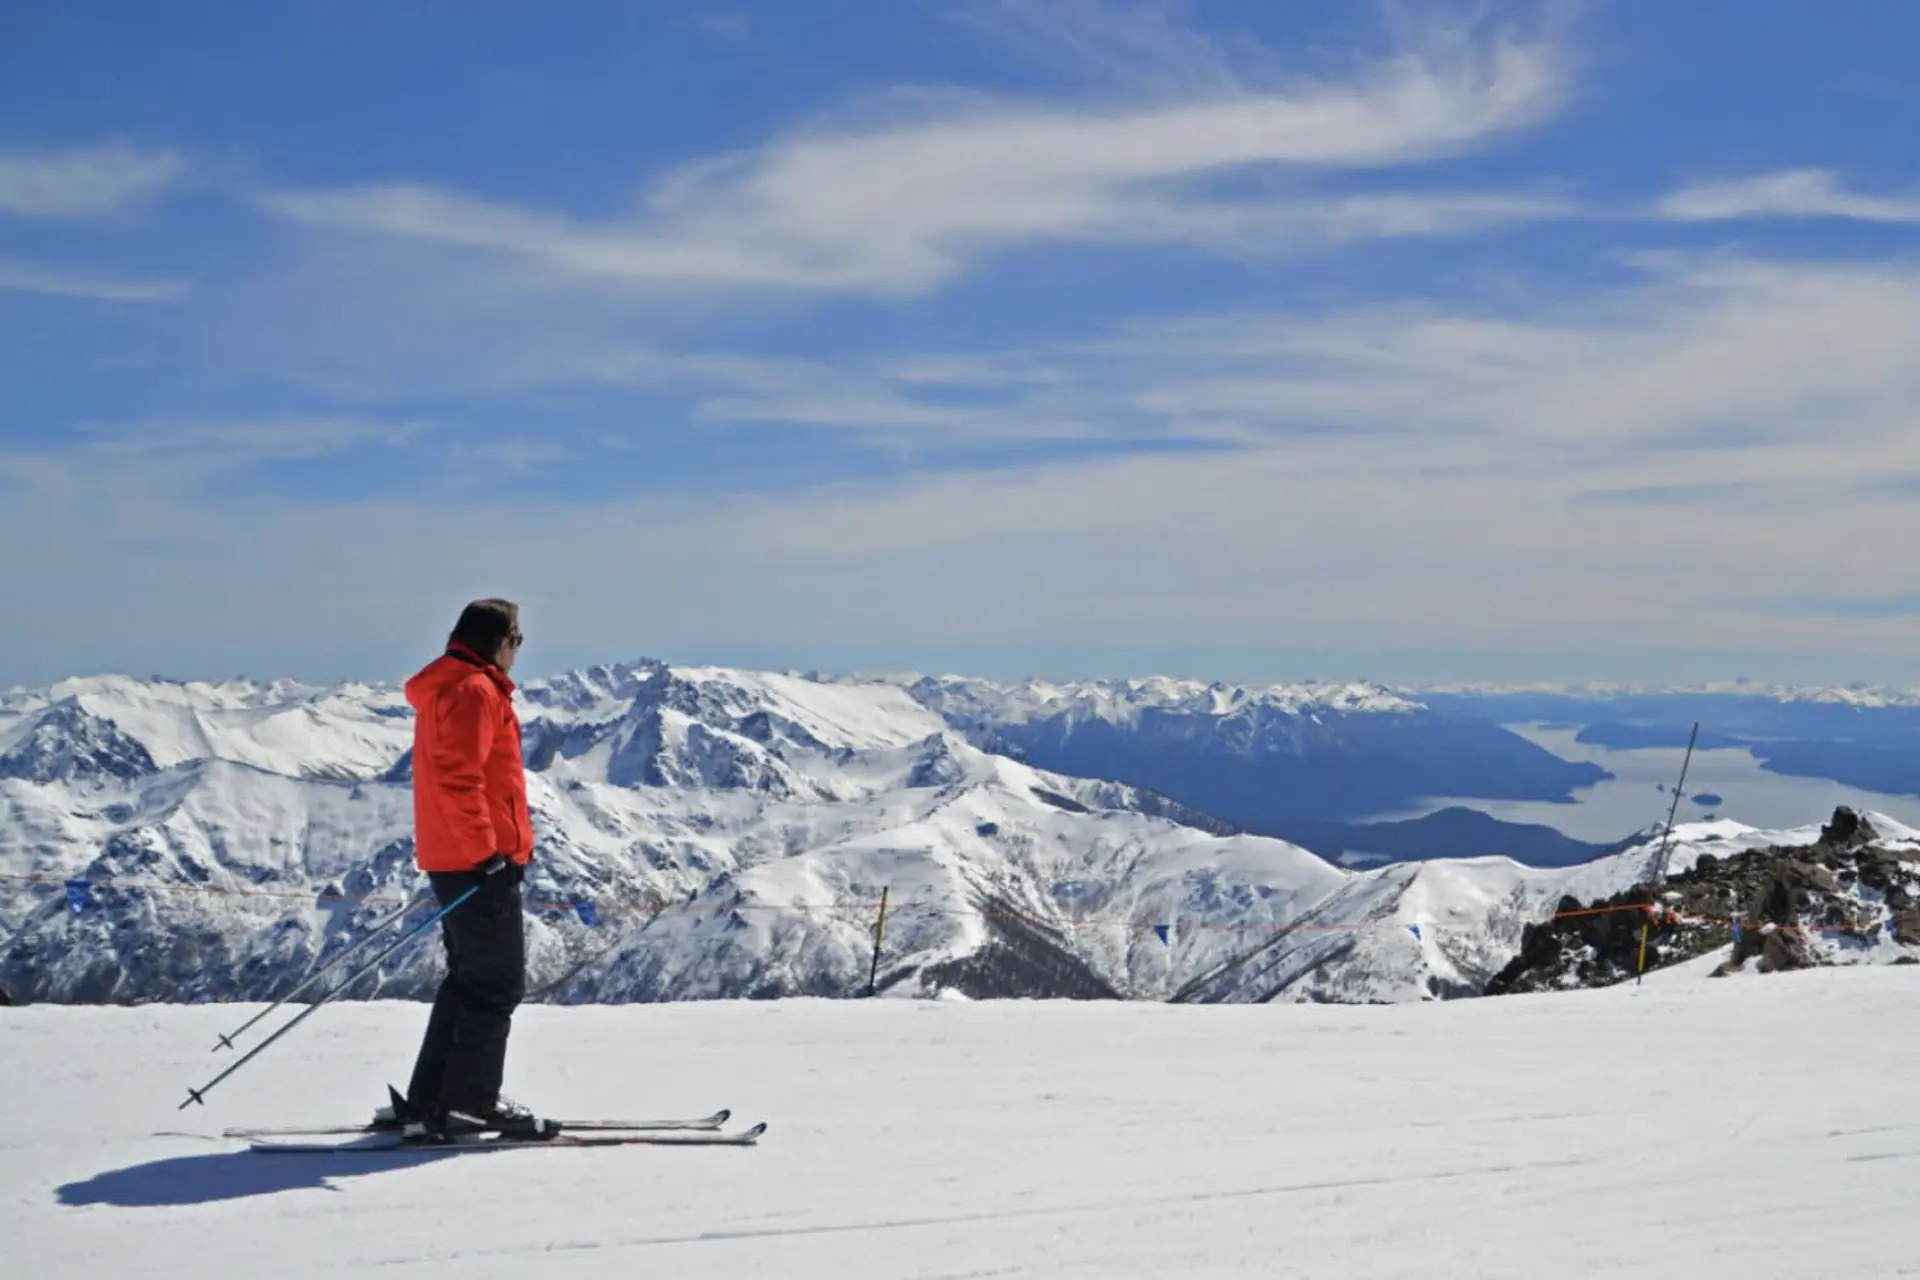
[{"x1": 386, "y1": 597, "x2": 555, "y2": 1141}]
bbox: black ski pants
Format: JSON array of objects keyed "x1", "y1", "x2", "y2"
[{"x1": 405, "y1": 862, "x2": 526, "y2": 1116}]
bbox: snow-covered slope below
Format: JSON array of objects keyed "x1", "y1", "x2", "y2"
[{"x1": 1, "y1": 661, "x2": 1899, "y2": 1007}]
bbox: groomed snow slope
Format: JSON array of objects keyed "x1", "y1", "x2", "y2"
[{"x1": 13, "y1": 966, "x2": 1920, "y2": 1278}]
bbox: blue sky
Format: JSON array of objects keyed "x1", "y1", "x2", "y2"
[{"x1": 4, "y1": 0, "x2": 1920, "y2": 690}]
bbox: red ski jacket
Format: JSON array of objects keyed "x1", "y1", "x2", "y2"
[{"x1": 405, "y1": 644, "x2": 533, "y2": 873}]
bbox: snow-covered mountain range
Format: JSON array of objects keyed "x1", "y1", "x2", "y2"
[
  {"x1": 3, "y1": 661, "x2": 1906, "y2": 1007},
  {"x1": 874, "y1": 672, "x2": 1609, "y2": 838}
]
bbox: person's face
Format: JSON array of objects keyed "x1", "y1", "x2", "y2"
[{"x1": 495, "y1": 626, "x2": 523, "y2": 674}]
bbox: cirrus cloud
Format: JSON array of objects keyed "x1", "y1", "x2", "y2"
[
  {"x1": 1661, "y1": 169, "x2": 1920, "y2": 224},
  {"x1": 258, "y1": 32, "x2": 1565, "y2": 299},
  {"x1": 0, "y1": 141, "x2": 185, "y2": 219}
]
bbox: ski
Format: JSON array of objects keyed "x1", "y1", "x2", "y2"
[
  {"x1": 246, "y1": 1122, "x2": 766, "y2": 1153},
  {"x1": 222, "y1": 1107, "x2": 731, "y2": 1139}
]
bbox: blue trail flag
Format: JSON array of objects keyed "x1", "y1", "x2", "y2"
[
  {"x1": 575, "y1": 900, "x2": 600, "y2": 927},
  {"x1": 65, "y1": 879, "x2": 91, "y2": 914},
  {"x1": 1407, "y1": 924, "x2": 1422, "y2": 940},
  {"x1": 1152, "y1": 923, "x2": 1170, "y2": 946}
]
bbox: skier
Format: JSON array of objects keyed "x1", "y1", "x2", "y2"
[{"x1": 376, "y1": 597, "x2": 555, "y2": 1142}]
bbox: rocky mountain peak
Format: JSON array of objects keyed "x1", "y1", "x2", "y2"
[{"x1": 1486, "y1": 807, "x2": 1920, "y2": 995}]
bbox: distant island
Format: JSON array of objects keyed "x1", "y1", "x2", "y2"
[{"x1": 1691, "y1": 792, "x2": 1724, "y2": 807}]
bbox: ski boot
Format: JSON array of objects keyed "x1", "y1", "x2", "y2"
[{"x1": 404, "y1": 1095, "x2": 561, "y2": 1143}]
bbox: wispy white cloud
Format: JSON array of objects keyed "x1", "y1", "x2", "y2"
[
  {"x1": 1660, "y1": 169, "x2": 1920, "y2": 224},
  {"x1": 0, "y1": 417, "x2": 425, "y2": 508},
  {"x1": 1084, "y1": 255, "x2": 1920, "y2": 455},
  {"x1": 643, "y1": 257, "x2": 1920, "y2": 653},
  {"x1": 0, "y1": 257, "x2": 190, "y2": 302},
  {"x1": 1093, "y1": 189, "x2": 1580, "y2": 251},
  {"x1": 22, "y1": 9, "x2": 1920, "y2": 679},
  {"x1": 546, "y1": 254, "x2": 1920, "y2": 463},
  {"x1": 258, "y1": 29, "x2": 1564, "y2": 298},
  {"x1": 0, "y1": 142, "x2": 185, "y2": 219},
  {"x1": 18, "y1": 254, "x2": 1920, "y2": 677}
]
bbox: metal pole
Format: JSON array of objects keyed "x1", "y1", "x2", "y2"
[
  {"x1": 866, "y1": 886, "x2": 890, "y2": 997},
  {"x1": 179, "y1": 883, "x2": 478, "y2": 1110},
  {"x1": 212, "y1": 892, "x2": 426, "y2": 1051},
  {"x1": 1650, "y1": 722, "x2": 1700, "y2": 886}
]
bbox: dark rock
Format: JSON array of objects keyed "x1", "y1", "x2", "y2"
[
  {"x1": 1798, "y1": 861, "x2": 1838, "y2": 892},
  {"x1": 1487, "y1": 814, "x2": 1920, "y2": 995},
  {"x1": 1894, "y1": 911, "x2": 1920, "y2": 946},
  {"x1": 1757, "y1": 929, "x2": 1813, "y2": 973},
  {"x1": 1029, "y1": 787, "x2": 1091, "y2": 814},
  {"x1": 1753, "y1": 875, "x2": 1795, "y2": 924},
  {"x1": 0, "y1": 700, "x2": 158, "y2": 784},
  {"x1": 917, "y1": 893, "x2": 1119, "y2": 1000},
  {"x1": 1486, "y1": 888, "x2": 1678, "y2": 995},
  {"x1": 381, "y1": 749, "x2": 414, "y2": 783},
  {"x1": 1859, "y1": 855, "x2": 1896, "y2": 892},
  {"x1": 1820, "y1": 806, "x2": 1876, "y2": 850}
]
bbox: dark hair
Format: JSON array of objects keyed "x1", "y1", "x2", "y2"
[{"x1": 448, "y1": 597, "x2": 521, "y2": 657}]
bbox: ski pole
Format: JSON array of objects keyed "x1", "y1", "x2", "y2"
[
  {"x1": 212, "y1": 892, "x2": 427, "y2": 1051},
  {"x1": 179, "y1": 883, "x2": 479, "y2": 1110}
]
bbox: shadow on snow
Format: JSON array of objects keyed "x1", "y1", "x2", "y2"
[{"x1": 57, "y1": 1147, "x2": 462, "y2": 1208}]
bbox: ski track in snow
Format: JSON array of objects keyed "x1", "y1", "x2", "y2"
[{"x1": 9, "y1": 964, "x2": 1920, "y2": 1278}]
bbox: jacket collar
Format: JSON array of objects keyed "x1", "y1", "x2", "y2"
[{"x1": 445, "y1": 642, "x2": 517, "y2": 696}]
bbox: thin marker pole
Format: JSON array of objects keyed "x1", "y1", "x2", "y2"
[
  {"x1": 867, "y1": 887, "x2": 891, "y2": 997},
  {"x1": 1651, "y1": 722, "x2": 1700, "y2": 887}
]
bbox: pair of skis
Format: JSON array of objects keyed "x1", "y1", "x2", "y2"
[{"x1": 231, "y1": 1107, "x2": 767, "y2": 1153}]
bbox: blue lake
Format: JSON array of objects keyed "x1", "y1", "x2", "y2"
[{"x1": 1371, "y1": 723, "x2": 1920, "y2": 843}]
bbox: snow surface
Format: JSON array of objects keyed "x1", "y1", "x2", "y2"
[{"x1": 13, "y1": 967, "x2": 1920, "y2": 1278}]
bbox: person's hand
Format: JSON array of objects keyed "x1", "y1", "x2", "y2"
[{"x1": 473, "y1": 854, "x2": 524, "y2": 887}]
